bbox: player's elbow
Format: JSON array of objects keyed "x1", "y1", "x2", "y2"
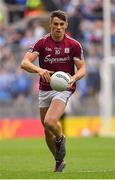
[
  {"x1": 20, "y1": 62, "x2": 24, "y2": 69},
  {"x1": 82, "y1": 67, "x2": 86, "y2": 78},
  {"x1": 84, "y1": 66, "x2": 87, "y2": 76},
  {"x1": 80, "y1": 66, "x2": 87, "y2": 78},
  {"x1": 20, "y1": 60, "x2": 27, "y2": 70}
]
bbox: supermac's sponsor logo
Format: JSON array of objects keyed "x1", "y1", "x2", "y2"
[{"x1": 44, "y1": 55, "x2": 70, "y2": 64}]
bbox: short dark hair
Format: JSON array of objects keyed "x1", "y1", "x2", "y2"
[{"x1": 50, "y1": 10, "x2": 68, "y2": 22}]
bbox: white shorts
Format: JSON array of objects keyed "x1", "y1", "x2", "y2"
[{"x1": 38, "y1": 90, "x2": 72, "y2": 107}]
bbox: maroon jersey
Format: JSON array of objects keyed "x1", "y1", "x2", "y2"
[{"x1": 30, "y1": 33, "x2": 84, "y2": 92}]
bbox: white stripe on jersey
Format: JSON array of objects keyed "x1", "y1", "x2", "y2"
[
  {"x1": 28, "y1": 33, "x2": 50, "y2": 52},
  {"x1": 65, "y1": 34, "x2": 82, "y2": 48},
  {"x1": 41, "y1": 33, "x2": 50, "y2": 39},
  {"x1": 65, "y1": 34, "x2": 84, "y2": 60}
]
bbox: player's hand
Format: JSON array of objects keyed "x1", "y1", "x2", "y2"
[
  {"x1": 68, "y1": 76, "x2": 76, "y2": 88},
  {"x1": 38, "y1": 69, "x2": 54, "y2": 82}
]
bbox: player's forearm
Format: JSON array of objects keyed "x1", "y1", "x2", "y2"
[
  {"x1": 74, "y1": 66, "x2": 86, "y2": 81},
  {"x1": 21, "y1": 59, "x2": 40, "y2": 73}
]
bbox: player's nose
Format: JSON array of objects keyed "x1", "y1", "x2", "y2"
[{"x1": 57, "y1": 24, "x2": 61, "y2": 29}]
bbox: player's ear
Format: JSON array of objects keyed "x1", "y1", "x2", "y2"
[
  {"x1": 66, "y1": 22, "x2": 68, "y2": 29},
  {"x1": 49, "y1": 19, "x2": 52, "y2": 28}
]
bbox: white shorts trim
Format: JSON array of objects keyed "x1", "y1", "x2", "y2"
[{"x1": 38, "y1": 90, "x2": 72, "y2": 107}]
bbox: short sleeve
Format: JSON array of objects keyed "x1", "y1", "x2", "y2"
[
  {"x1": 73, "y1": 42, "x2": 84, "y2": 61},
  {"x1": 28, "y1": 39, "x2": 43, "y2": 54}
]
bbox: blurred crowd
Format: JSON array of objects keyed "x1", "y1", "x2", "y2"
[{"x1": 0, "y1": 0, "x2": 115, "y2": 116}]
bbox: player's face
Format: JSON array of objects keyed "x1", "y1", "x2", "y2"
[{"x1": 50, "y1": 17, "x2": 68, "y2": 41}]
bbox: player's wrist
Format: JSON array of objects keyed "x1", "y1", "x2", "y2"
[
  {"x1": 74, "y1": 74, "x2": 81, "y2": 81},
  {"x1": 37, "y1": 67, "x2": 43, "y2": 74}
]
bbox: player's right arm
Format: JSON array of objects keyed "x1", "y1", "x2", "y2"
[{"x1": 21, "y1": 52, "x2": 53, "y2": 82}]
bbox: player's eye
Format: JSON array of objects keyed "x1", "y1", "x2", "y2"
[
  {"x1": 60, "y1": 23, "x2": 64, "y2": 26},
  {"x1": 54, "y1": 22, "x2": 58, "y2": 26}
]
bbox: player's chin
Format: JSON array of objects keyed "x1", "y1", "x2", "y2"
[{"x1": 56, "y1": 31, "x2": 62, "y2": 35}]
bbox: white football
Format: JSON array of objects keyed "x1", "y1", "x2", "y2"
[{"x1": 50, "y1": 71, "x2": 70, "y2": 91}]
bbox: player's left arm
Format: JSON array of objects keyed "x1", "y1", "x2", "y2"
[{"x1": 69, "y1": 58, "x2": 86, "y2": 87}]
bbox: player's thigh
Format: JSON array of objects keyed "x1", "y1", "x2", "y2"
[
  {"x1": 40, "y1": 107, "x2": 49, "y2": 126},
  {"x1": 45, "y1": 99, "x2": 66, "y2": 122}
]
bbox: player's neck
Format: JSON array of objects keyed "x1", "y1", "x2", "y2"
[{"x1": 51, "y1": 34, "x2": 64, "y2": 42}]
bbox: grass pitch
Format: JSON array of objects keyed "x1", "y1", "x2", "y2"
[{"x1": 0, "y1": 137, "x2": 115, "y2": 179}]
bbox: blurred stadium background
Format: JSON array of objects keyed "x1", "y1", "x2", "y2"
[{"x1": 0, "y1": 0, "x2": 115, "y2": 139}]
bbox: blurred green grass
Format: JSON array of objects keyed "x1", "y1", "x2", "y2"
[{"x1": 0, "y1": 137, "x2": 115, "y2": 179}]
